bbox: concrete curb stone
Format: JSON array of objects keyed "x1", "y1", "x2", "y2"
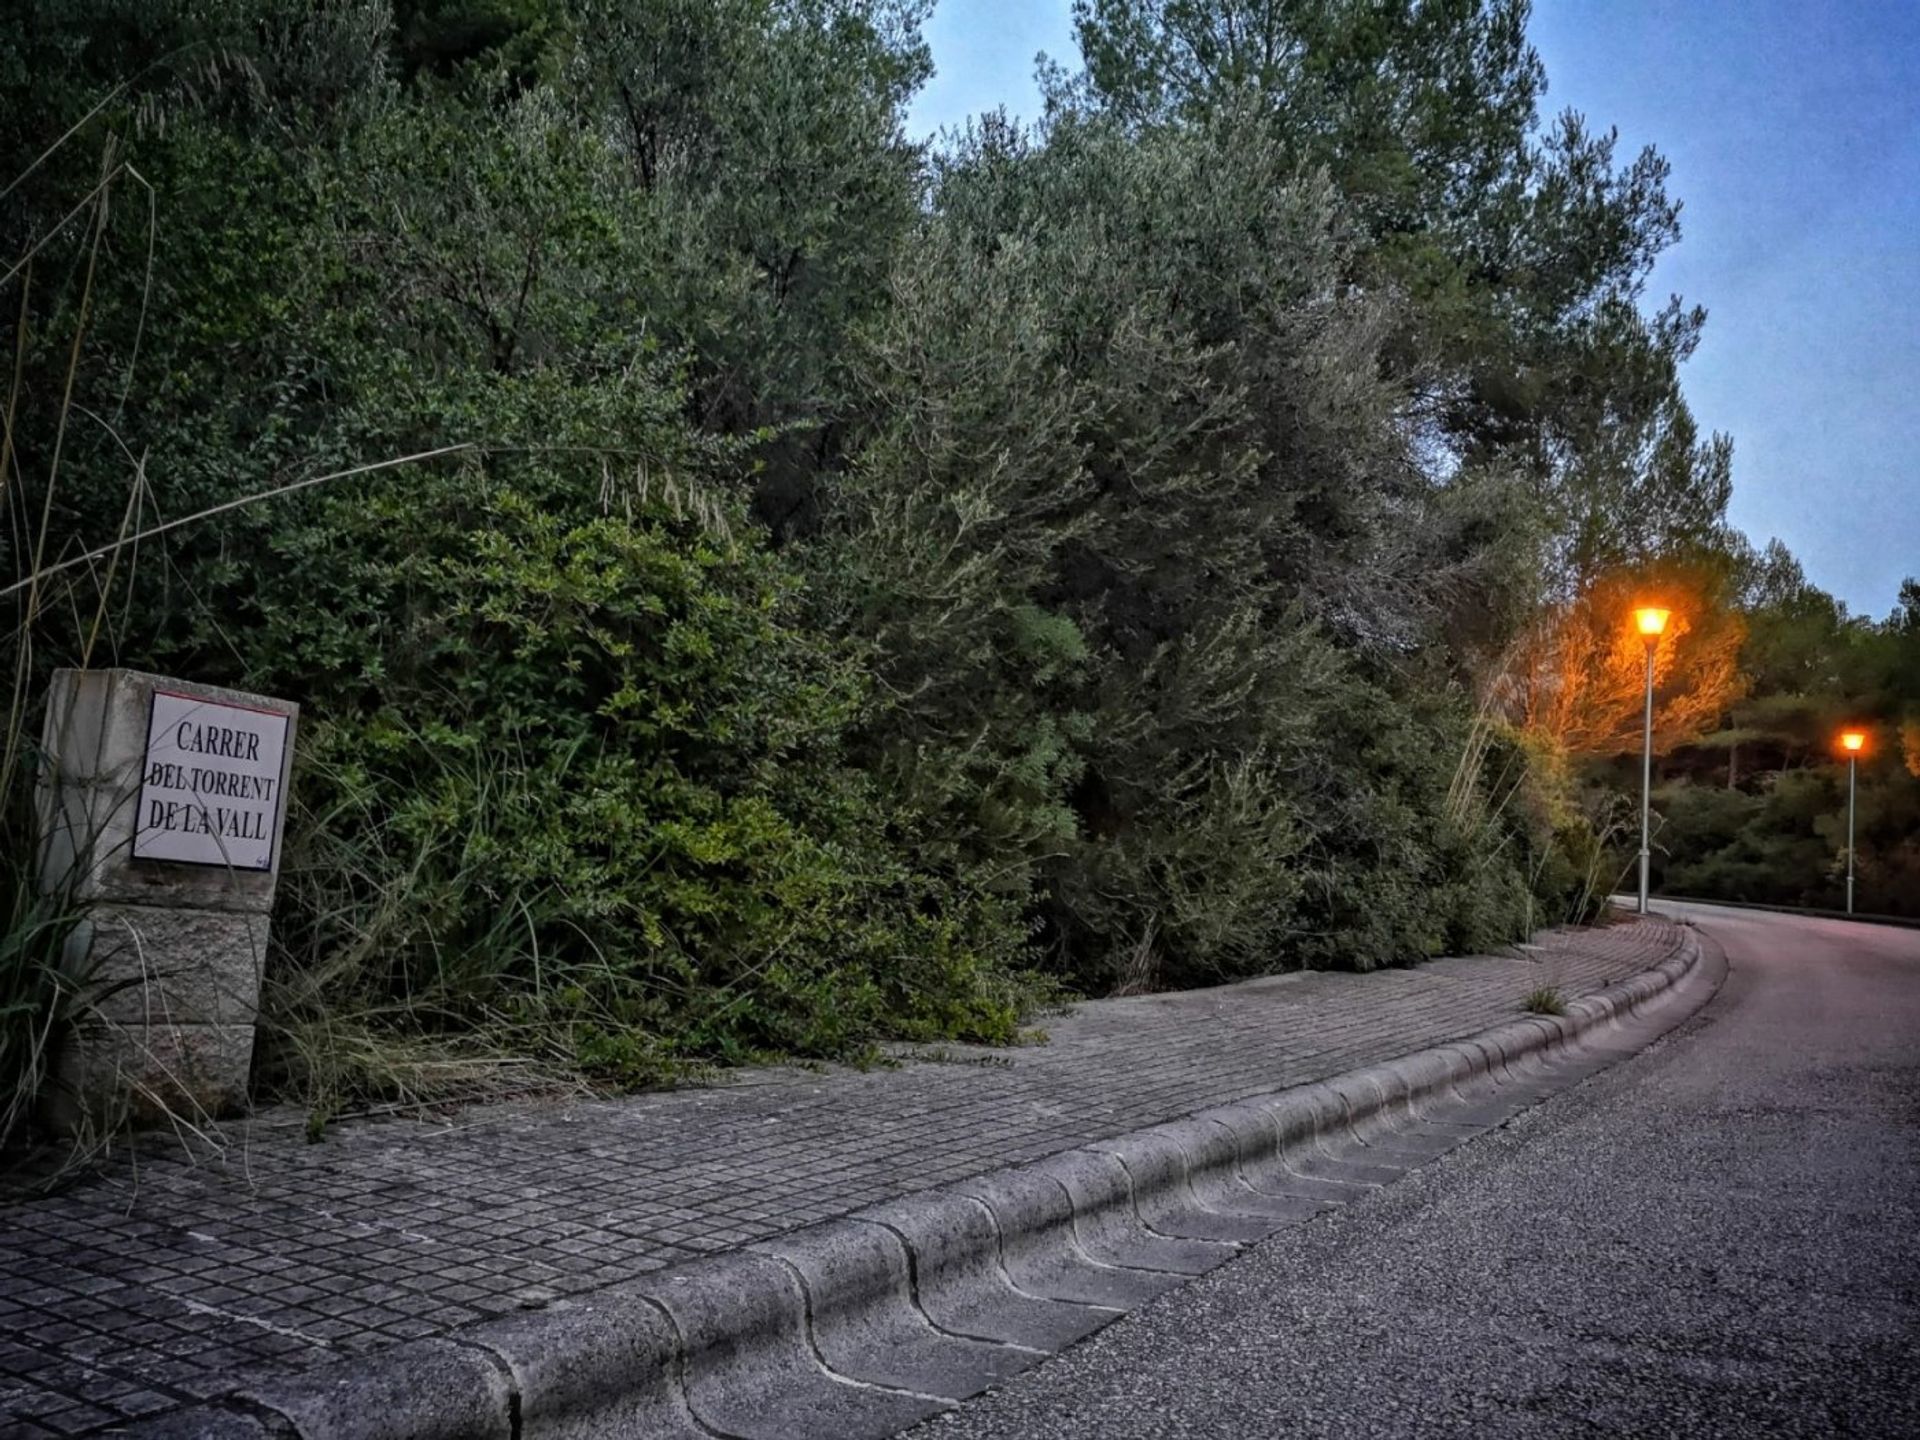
[
  {"x1": 458, "y1": 1285, "x2": 707, "y2": 1439},
  {"x1": 847, "y1": 1194, "x2": 1114, "y2": 1354},
  {"x1": 637, "y1": 1249, "x2": 946, "y2": 1440},
  {"x1": 1159, "y1": 1118, "x2": 1332, "y2": 1224},
  {"x1": 234, "y1": 1338, "x2": 512, "y2": 1440},
  {"x1": 748, "y1": 1221, "x2": 1036, "y2": 1400},
  {"x1": 113, "y1": 1407, "x2": 282, "y2": 1439},
  {"x1": 1185, "y1": 1105, "x2": 1341, "y2": 1213},
  {"x1": 950, "y1": 1168, "x2": 1181, "y2": 1312},
  {"x1": 1084, "y1": 1129, "x2": 1280, "y2": 1245},
  {"x1": 1031, "y1": 1151, "x2": 1238, "y2": 1274}
]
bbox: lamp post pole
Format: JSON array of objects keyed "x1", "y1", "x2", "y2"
[
  {"x1": 1629, "y1": 607, "x2": 1670, "y2": 917},
  {"x1": 1639, "y1": 635, "x2": 1655, "y2": 916},
  {"x1": 1838, "y1": 730, "x2": 1866, "y2": 915},
  {"x1": 1846, "y1": 751, "x2": 1857, "y2": 916}
]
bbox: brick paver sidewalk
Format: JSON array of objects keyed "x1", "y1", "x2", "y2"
[{"x1": 0, "y1": 917, "x2": 1684, "y2": 1435}]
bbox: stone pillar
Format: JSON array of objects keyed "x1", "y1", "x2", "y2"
[{"x1": 36, "y1": 669, "x2": 298, "y2": 1128}]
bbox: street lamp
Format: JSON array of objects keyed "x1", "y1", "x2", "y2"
[
  {"x1": 1839, "y1": 728, "x2": 1867, "y2": 915},
  {"x1": 1632, "y1": 607, "x2": 1670, "y2": 915}
]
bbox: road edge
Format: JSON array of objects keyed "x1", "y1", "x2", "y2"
[{"x1": 127, "y1": 921, "x2": 1715, "y2": 1440}]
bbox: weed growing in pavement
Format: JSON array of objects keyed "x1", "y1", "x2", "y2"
[{"x1": 1521, "y1": 985, "x2": 1568, "y2": 1016}]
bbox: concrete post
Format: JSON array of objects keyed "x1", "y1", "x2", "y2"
[{"x1": 36, "y1": 668, "x2": 297, "y2": 1128}]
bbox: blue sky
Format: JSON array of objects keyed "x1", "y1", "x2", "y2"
[{"x1": 906, "y1": 1, "x2": 1920, "y2": 620}]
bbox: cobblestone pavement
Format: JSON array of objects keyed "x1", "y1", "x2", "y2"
[{"x1": 0, "y1": 918, "x2": 1684, "y2": 1435}]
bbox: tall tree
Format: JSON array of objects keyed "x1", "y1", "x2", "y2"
[
  {"x1": 820, "y1": 106, "x2": 1585, "y2": 986},
  {"x1": 1060, "y1": 0, "x2": 1735, "y2": 605}
]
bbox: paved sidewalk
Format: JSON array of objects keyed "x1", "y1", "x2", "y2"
[{"x1": 0, "y1": 918, "x2": 1684, "y2": 1436}]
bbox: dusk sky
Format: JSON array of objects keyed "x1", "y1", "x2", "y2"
[{"x1": 906, "y1": 1, "x2": 1920, "y2": 620}]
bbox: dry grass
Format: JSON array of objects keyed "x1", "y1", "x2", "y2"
[{"x1": 0, "y1": 123, "x2": 477, "y2": 1177}]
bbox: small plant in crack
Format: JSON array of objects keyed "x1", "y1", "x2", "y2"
[{"x1": 1522, "y1": 985, "x2": 1568, "y2": 1016}]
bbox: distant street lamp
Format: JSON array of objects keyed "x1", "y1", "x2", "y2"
[
  {"x1": 1633, "y1": 607, "x2": 1671, "y2": 915},
  {"x1": 1839, "y1": 728, "x2": 1867, "y2": 915}
]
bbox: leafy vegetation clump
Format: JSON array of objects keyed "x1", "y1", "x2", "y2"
[
  {"x1": 261, "y1": 465, "x2": 1044, "y2": 1102},
  {"x1": 9, "y1": 1, "x2": 1897, "y2": 1136},
  {"x1": 1521, "y1": 986, "x2": 1567, "y2": 1017},
  {"x1": 1630, "y1": 554, "x2": 1920, "y2": 917}
]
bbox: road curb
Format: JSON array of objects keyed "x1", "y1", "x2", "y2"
[
  {"x1": 1652, "y1": 893, "x2": 1920, "y2": 930},
  {"x1": 132, "y1": 923, "x2": 1713, "y2": 1440}
]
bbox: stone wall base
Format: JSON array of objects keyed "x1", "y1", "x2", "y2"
[
  {"x1": 45, "y1": 1018, "x2": 258, "y2": 1133},
  {"x1": 44, "y1": 904, "x2": 267, "y2": 1131}
]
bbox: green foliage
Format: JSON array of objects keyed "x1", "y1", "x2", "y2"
[
  {"x1": 2, "y1": 0, "x2": 1723, "y2": 1130},
  {"x1": 1650, "y1": 745, "x2": 1920, "y2": 918},
  {"x1": 1063, "y1": 0, "x2": 1735, "y2": 603},
  {"x1": 1621, "y1": 545, "x2": 1920, "y2": 916},
  {"x1": 819, "y1": 106, "x2": 1603, "y2": 990},
  {"x1": 1521, "y1": 985, "x2": 1566, "y2": 1017},
  {"x1": 1, "y1": 1, "x2": 1039, "y2": 1121},
  {"x1": 258, "y1": 463, "x2": 1036, "y2": 1090}
]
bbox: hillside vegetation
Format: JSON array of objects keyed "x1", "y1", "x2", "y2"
[
  {"x1": 1639, "y1": 557, "x2": 1920, "y2": 917},
  {"x1": 5, "y1": 1, "x2": 1904, "y2": 1134}
]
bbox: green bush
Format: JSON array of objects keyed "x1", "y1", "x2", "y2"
[
  {"x1": 1, "y1": 0, "x2": 1701, "y2": 1134},
  {"x1": 252, "y1": 457, "x2": 1041, "y2": 1099},
  {"x1": 1, "y1": 63, "x2": 1047, "y2": 1116}
]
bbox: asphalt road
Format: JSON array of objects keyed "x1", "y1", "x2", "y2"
[{"x1": 916, "y1": 903, "x2": 1920, "y2": 1439}]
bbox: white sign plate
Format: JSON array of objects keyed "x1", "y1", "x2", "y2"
[{"x1": 133, "y1": 691, "x2": 291, "y2": 871}]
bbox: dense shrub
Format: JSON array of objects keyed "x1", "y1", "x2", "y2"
[
  {"x1": 817, "y1": 113, "x2": 1599, "y2": 990},
  {"x1": 1, "y1": 1, "x2": 1707, "y2": 1128},
  {"x1": 258, "y1": 461, "x2": 1038, "y2": 1094}
]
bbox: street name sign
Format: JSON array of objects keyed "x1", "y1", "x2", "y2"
[{"x1": 133, "y1": 690, "x2": 292, "y2": 870}]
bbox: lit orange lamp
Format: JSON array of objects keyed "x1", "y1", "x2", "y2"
[
  {"x1": 1631, "y1": 605, "x2": 1672, "y2": 914},
  {"x1": 1839, "y1": 728, "x2": 1866, "y2": 913}
]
